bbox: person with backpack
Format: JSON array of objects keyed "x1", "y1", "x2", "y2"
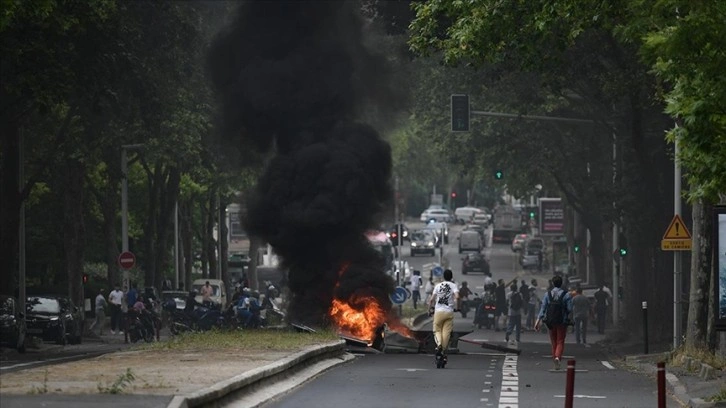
[
  {"x1": 535, "y1": 275, "x2": 573, "y2": 370},
  {"x1": 505, "y1": 283, "x2": 523, "y2": 343}
]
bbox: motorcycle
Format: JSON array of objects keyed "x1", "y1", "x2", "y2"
[
  {"x1": 474, "y1": 298, "x2": 497, "y2": 329},
  {"x1": 164, "y1": 300, "x2": 225, "y2": 335},
  {"x1": 127, "y1": 309, "x2": 157, "y2": 343}
]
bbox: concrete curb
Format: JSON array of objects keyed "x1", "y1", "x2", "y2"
[
  {"x1": 167, "y1": 340, "x2": 346, "y2": 408},
  {"x1": 624, "y1": 353, "x2": 724, "y2": 408}
]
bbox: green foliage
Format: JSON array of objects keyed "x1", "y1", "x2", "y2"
[{"x1": 97, "y1": 368, "x2": 136, "y2": 394}]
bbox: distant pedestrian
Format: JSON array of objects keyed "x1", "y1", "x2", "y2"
[
  {"x1": 201, "y1": 281, "x2": 214, "y2": 306},
  {"x1": 572, "y1": 287, "x2": 591, "y2": 344},
  {"x1": 127, "y1": 283, "x2": 138, "y2": 308},
  {"x1": 108, "y1": 284, "x2": 124, "y2": 335},
  {"x1": 424, "y1": 277, "x2": 434, "y2": 304},
  {"x1": 494, "y1": 279, "x2": 507, "y2": 331},
  {"x1": 594, "y1": 285, "x2": 610, "y2": 334},
  {"x1": 519, "y1": 280, "x2": 530, "y2": 326},
  {"x1": 505, "y1": 283, "x2": 523, "y2": 343},
  {"x1": 526, "y1": 279, "x2": 539, "y2": 330},
  {"x1": 89, "y1": 288, "x2": 108, "y2": 335},
  {"x1": 535, "y1": 275, "x2": 573, "y2": 370},
  {"x1": 409, "y1": 271, "x2": 423, "y2": 309}
]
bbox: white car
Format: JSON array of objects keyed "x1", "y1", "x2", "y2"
[
  {"x1": 420, "y1": 209, "x2": 452, "y2": 223},
  {"x1": 454, "y1": 206, "x2": 481, "y2": 224}
]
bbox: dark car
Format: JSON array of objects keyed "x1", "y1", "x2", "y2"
[
  {"x1": 410, "y1": 229, "x2": 437, "y2": 256},
  {"x1": 0, "y1": 295, "x2": 26, "y2": 353},
  {"x1": 462, "y1": 253, "x2": 490, "y2": 275},
  {"x1": 25, "y1": 295, "x2": 84, "y2": 345},
  {"x1": 387, "y1": 223, "x2": 409, "y2": 246}
]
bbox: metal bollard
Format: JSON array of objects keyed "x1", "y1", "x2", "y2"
[
  {"x1": 565, "y1": 359, "x2": 576, "y2": 408},
  {"x1": 642, "y1": 301, "x2": 648, "y2": 354},
  {"x1": 657, "y1": 362, "x2": 666, "y2": 408}
]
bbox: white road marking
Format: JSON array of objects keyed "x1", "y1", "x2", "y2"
[
  {"x1": 395, "y1": 368, "x2": 429, "y2": 372},
  {"x1": 497, "y1": 353, "x2": 519, "y2": 408},
  {"x1": 553, "y1": 395, "x2": 607, "y2": 399},
  {"x1": 601, "y1": 361, "x2": 615, "y2": 370}
]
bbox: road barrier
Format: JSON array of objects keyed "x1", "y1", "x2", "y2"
[
  {"x1": 657, "y1": 361, "x2": 666, "y2": 408},
  {"x1": 565, "y1": 359, "x2": 576, "y2": 408}
]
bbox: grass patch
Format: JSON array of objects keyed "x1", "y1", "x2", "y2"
[
  {"x1": 706, "y1": 387, "x2": 726, "y2": 402},
  {"x1": 669, "y1": 345, "x2": 726, "y2": 371},
  {"x1": 141, "y1": 328, "x2": 340, "y2": 352},
  {"x1": 97, "y1": 368, "x2": 136, "y2": 394},
  {"x1": 29, "y1": 369, "x2": 49, "y2": 394}
]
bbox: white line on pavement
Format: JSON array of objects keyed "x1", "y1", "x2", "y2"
[{"x1": 601, "y1": 361, "x2": 615, "y2": 370}]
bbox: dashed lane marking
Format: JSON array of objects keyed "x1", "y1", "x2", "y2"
[{"x1": 601, "y1": 361, "x2": 615, "y2": 370}]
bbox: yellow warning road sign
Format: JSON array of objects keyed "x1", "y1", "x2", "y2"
[{"x1": 662, "y1": 214, "x2": 692, "y2": 240}]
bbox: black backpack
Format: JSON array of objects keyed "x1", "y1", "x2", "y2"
[
  {"x1": 544, "y1": 289, "x2": 566, "y2": 328},
  {"x1": 510, "y1": 292, "x2": 523, "y2": 310},
  {"x1": 519, "y1": 284, "x2": 530, "y2": 304}
]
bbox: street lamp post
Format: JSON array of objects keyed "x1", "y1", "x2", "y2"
[{"x1": 121, "y1": 144, "x2": 144, "y2": 292}]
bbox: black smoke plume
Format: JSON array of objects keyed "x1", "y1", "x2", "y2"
[{"x1": 208, "y1": 1, "x2": 400, "y2": 326}]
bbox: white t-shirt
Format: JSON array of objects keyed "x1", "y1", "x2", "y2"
[
  {"x1": 409, "y1": 275, "x2": 422, "y2": 291},
  {"x1": 109, "y1": 289, "x2": 124, "y2": 306},
  {"x1": 432, "y1": 281, "x2": 459, "y2": 313}
]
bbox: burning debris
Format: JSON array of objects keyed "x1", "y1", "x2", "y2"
[{"x1": 208, "y1": 2, "x2": 407, "y2": 331}]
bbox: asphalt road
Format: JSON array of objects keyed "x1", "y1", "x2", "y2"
[{"x1": 258, "y1": 223, "x2": 681, "y2": 408}]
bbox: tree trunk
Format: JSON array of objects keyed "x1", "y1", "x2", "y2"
[
  {"x1": 181, "y1": 200, "x2": 193, "y2": 290},
  {"x1": 144, "y1": 163, "x2": 162, "y2": 289},
  {"x1": 219, "y1": 195, "x2": 229, "y2": 299},
  {"x1": 0, "y1": 117, "x2": 20, "y2": 296},
  {"x1": 63, "y1": 159, "x2": 85, "y2": 309},
  {"x1": 206, "y1": 190, "x2": 218, "y2": 279},
  {"x1": 200, "y1": 199, "x2": 209, "y2": 279},
  {"x1": 152, "y1": 167, "x2": 180, "y2": 293},
  {"x1": 100, "y1": 169, "x2": 119, "y2": 288},
  {"x1": 686, "y1": 199, "x2": 712, "y2": 349}
]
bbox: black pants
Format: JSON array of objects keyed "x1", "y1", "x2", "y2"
[
  {"x1": 596, "y1": 306, "x2": 607, "y2": 334},
  {"x1": 110, "y1": 304, "x2": 122, "y2": 331}
]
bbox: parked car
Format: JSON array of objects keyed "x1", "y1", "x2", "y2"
[
  {"x1": 192, "y1": 279, "x2": 227, "y2": 307},
  {"x1": 0, "y1": 295, "x2": 26, "y2": 352},
  {"x1": 420, "y1": 208, "x2": 452, "y2": 223},
  {"x1": 425, "y1": 221, "x2": 449, "y2": 245},
  {"x1": 387, "y1": 223, "x2": 409, "y2": 246},
  {"x1": 458, "y1": 230, "x2": 482, "y2": 253},
  {"x1": 511, "y1": 234, "x2": 529, "y2": 252},
  {"x1": 410, "y1": 229, "x2": 437, "y2": 256},
  {"x1": 462, "y1": 253, "x2": 490, "y2": 275},
  {"x1": 25, "y1": 295, "x2": 84, "y2": 345},
  {"x1": 161, "y1": 290, "x2": 188, "y2": 311}
]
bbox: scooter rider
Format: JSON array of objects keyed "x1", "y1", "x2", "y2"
[{"x1": 428, "y1": 269, "x2": 460, "y2": 367}]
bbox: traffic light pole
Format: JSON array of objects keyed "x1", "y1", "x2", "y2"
[{"x1": 673, "y1": 136, "x2": 682, "y2": 349}]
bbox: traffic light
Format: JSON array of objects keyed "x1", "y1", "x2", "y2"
[
  {"x1": 451, "y1": 94, "x2": 470, "y2": 132},
  {"x1": 82, "y1": 273, "x2": 89, "y2": 284},
  {"x1": 451, "y1": 192, "x2": 457, "y2": 199},
  {"x1": 619, "y1": 247, "x2": 628, "y2": 257},
  {"x1": 529, "y1": 211, "x2": 535, "y2": 219},
  {"x1": 573, "y1": 243, "x2": 580, "y2": 253},
  {"x1": 618, "y1": 232, "x2": 627, "y2": 257},
  {"x1": 494, "y1": 169, "x2": 504, "y2": 180}
]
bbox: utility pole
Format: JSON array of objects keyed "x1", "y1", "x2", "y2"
[
  {"x1": 673, "y1": 136, "x2": 682, "y2": 348},
  {"x1": 19, "y1": 126, "x2": 26, "y2": 328}
]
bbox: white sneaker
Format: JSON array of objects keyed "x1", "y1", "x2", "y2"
[{"x1": 554, "y1": 358, "x2": 561, "y2": 370}]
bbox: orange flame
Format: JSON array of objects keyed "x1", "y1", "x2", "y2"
[{"x1": 329, "y1": 295, "x2": 385, "y2": 341}]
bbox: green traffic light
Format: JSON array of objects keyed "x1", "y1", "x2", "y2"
[
  {"x1": 494, "y1": 170, "x2": 503, "y2": 180},
  {"x1": 619, "y1": 248, "x2": 627, "y2": 256},
  {"x1": 574, "y1": 245, "x2": 580, "y2": 253},
  {"x1": 529, "y1": 212, "x2": 535, "y2": 219}
]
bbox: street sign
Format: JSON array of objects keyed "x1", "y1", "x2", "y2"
[
  {"x1": 118, "y1": 251, "x2": 136, "y2": 270},
  {"x1": 390, "y1": 286, "x2": 409, "y2": 305},
  {"x1": 432, "y1": 266, "x2": 444, "y2": 278},
  {"x1": 661, "y1": 214, "x2": 692, "y2": 251}
]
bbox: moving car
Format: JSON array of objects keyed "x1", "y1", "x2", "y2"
[
  {"x1": 25, "y1": 295, "x2": 84, "y2": 345},
  {"x1": 420, "y1": 208, "x2": 452, "y2": 223},
  {"x1": 0, "y1": 295, "x2": 26, "y2": 352},
  {"x1": 511, "y1": 234, "x2": 529, "y2": 252},
  {"x1": 458, "y1": 230, "x2": 482, "y2": 253},
  {"x1": 454, "y1": 206, "x2": 481, "y2": 224},
  {"x1": 387, "y1": 223, "x2": 409, "y2": 246},
  {"x1": 463, "y1": 224, "x2": 487, "y2": 242},
  {"x1": 425, "y1": 221, "x2": 449, "y2": 245},
  {"x1": 462, "y1": 253, "x2": 490, "y2": 275},
  {"x1": 472, "y1": 212, "x2": 490, "y2": 226},
  {"x1": 410, "y1": 229, "x2": 437, "y2": 256}
]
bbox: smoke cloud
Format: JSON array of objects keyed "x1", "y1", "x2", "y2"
[{"x1": 208, "y1": 1, "x2": 400, "y2": 326}]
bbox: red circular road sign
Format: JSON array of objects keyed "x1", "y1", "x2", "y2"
[{"x1": 118, "y1": 251, "x2": 136, "y2": 270}]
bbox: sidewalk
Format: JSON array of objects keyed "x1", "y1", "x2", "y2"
[{"x1": 601, "y1": 335, "x2": 725, "y2": 408}]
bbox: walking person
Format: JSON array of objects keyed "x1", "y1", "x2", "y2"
[
  {"x1": 494, "y1": 279, "x2": 507, "y2": 331},
  {"x1": 108, "y1": 284, "x2": 124, "y2": 335},
  {"x1": 424, "y1": 277, "x2": 434, "y2": 304},
  {"x1": 594, "y1": 285, "x2": 610, "y2": 334},
  {"x1": 428, "y1": 269, "x2": 460, "y2": 368},
  {"x1": 89, "y1": 288, "x2": 108, "y2": 335},
  {"x1": 535, "y1": 275, "x2": 573, "y2": 370},
  {"x1": 572, "y1": 287, "x2": 591, "y2": 344},
  {"x1": 409, "y1": 271, "x2": 423, "y2": 309},
  {"x1": 526, "y1": 279, "x2": 539, "y2": 330},
  {"x1": 505, "y1": 283, "x2": 523, "y2": 343},
  {"x1": 519, "y1": 280, "x2": 530, "y2": 327}
]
